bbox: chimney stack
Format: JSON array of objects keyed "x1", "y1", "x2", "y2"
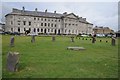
[
  {"x1": 35, "y1": 8, "x2": 37, "y2": 11},
  {"x1": 54, "y1": 11, "x2": 56, "y2": 13},
  {"x1": 45, "y1": 9, "x2": 47, "y2": 13},
  {"x1": 22, "y1": 6, "x2": 25, "y2": 11},
  {"x1": 63, "y1": 12, "x2": 67, "y2": 14}
]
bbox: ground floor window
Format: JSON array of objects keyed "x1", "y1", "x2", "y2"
[
  {"x1": 18, "y1": 27, "x2": 20, "y2": 32},
  {"x1": 37, "y1": 28, "x2": 39, "y2": 32}
]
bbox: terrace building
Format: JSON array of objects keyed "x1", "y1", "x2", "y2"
[
  {"x1": 5, "y1": 7, "x2": 93, "y2": 35},
  {"x1": 93, "y1": 26, "x2": 114, "y2": 35}
]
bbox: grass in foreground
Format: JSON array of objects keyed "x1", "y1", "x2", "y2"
[{"x1": 2, "y1": 35, "x2": 118, "y2": 78}]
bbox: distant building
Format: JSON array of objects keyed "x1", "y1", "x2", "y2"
[
  {"x1": 93, "y1": 26, "x2": 114, "y2": 35},
  {"x1": 5, "y1": 7, "x2": 93, "y2": 35},
  {"x1": 115, "y1": 30, "x2": 120, "y2": 37},
  {"x1": 0, "y1": 23, "x2": 5, "y2": 33}
]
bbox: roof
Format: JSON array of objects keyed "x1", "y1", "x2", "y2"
[{"x1": 5, "y1": 8, "x2": 93, "y2": 25}]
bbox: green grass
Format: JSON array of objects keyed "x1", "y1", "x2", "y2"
[{"x1": 2, "y1": 35, "x2": 119, "y2": 78}]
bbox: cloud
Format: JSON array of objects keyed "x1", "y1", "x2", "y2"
[{"x1": 1, "y1": 2, "x2": 118, "y2": 31}]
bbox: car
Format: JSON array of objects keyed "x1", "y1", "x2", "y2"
[
  {"x1": 96, "y1": 34, "x2": 105, "y2": 37},
  {"x1": 81, "y1": 34, "x2": 89, "y2": 37},
  {"x1": 27, "y1": 33, "x2": 38, "y2": 36}
]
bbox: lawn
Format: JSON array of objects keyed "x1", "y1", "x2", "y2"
[{"x1": 2, "y1": 35, "x2": 119, "y2": 78}]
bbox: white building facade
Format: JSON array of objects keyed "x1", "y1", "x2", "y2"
[{"x1": 5, "y1": 7, "x2": 93, "y2": 35}]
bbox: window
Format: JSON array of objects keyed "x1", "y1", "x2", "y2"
[
  {"x1": 41, "y1": 23, "x2": 43, "y2": 26},
  {"x1": 45, "y1": 23, "x2": 47, "y2": 26},
  {"x1": 45, "y1": 18, "x2": 46, "y2": 21},
  {"x1": 59, "y1": 20, "x2": 60, "y2": 22},
  {"x1": 23, "y1": 21, "x2": 26, "y2": 25},
  {"x1": 37, "y1": 28, "x2": 39, "y2": 32},
  {"x1": 48, "y1": 29, "x2": 50, "y2": 32},
  {"x1": 38, "y1": 18, "x2": 39, "y2": 20},
  {"x1": 29, "y1": 21, "x2": 31, "y2": 26},
  {"x1": 11, "y1": 21, "x2": 13, "y2": 25},
  {"x1": 72, "y1": 24, "x2": 74, "y2": 25},
  {"x1": 24, "y1": 28, "x2": 26, "y2": 31},
  {"x1": 18, "y1": 27, "x2": 20, "y2": 32},
  {"x1": 41, "y1": 18, "x2": 43, "y2": 21},
  {"x1": 51, "y1": 29, "x2": 53, "y2": 32},
  {"x1": 76, "y1": 24, "x2": 78, "y2": 26},
  {"x1": 18, "y1": 21, "x2": 20, "y2": 25},
  {"x1": 69, "y1": 24, "x2": 71, "y2": 26},
  {"x1": 65, "y1": 29, "x2": 67, "y2": 33},
  {"x1": 69, "y1": 30, "x2": 70, "y2": 33},
  {"x1": 72, "y1": 30, "x2": 74, "y2": 33},
  {"x1": 11, "y1": 28, "x2": 13, "y2": 32},
  {"x1": 41, "y1": 28, "x2": 43, "y2": 32},
  {"x1": 55, "y1": 20, "x2": 57, "y2": 22},
  {"x1": 34, "y1": 17, "x2": 36, "y2": 20},
  {"x1": 34, "y1": 28, "x2": 36, "y2": 32},
  {"x1": 55, "y1": 24, "x2": 56, "y2": 27},
  {"x1": 48, "y1": 19, "x2": 50, "y2": 21},
  {"x1": 29, "y1": 28, "x2": 31, "y2": 31},
  {"x1": 51, "y1": 23, "x2": 53, "y2": 27},
  {"x1": 65, "y1": 23, "x2": 67, "y2": 28},
  {"x1": 48, "y1": 23, "x2": 50, "y2": 27}
]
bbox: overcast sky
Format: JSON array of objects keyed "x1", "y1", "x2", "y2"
[{"x1": 1, "y1": 2, "x2": 118, "y2": 31}]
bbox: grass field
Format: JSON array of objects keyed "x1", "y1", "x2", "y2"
[{"x1": 2, "y1": 35, "x2": 119, "y2": 78}]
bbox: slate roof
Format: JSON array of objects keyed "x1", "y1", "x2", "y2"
[{"x1": 5, "y1": 8, "x2": 93, "y2": 25}]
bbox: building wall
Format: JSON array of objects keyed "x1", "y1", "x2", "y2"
[
  {"x1": 5, "y1": 12, "x2": 93, "y2": 35},
  {"x1": 93, "y1": 27, "x2": 114, "y2": 34}
]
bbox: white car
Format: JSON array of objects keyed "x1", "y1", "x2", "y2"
[
  {"x1": 27, "y1": 33, "x2": 38, "y2": 36},
  {"x1": 81, "y1": 35, "x2": 89, "y2": 37}
]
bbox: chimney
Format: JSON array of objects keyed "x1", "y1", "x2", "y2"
[
  {"x1": 83, "y1": 18, "x2": 86, "y2": 21},
  {"x1": 22, "y1": 6, "x2": 25, "y2": 11},
  {"x1": 45, "y1": 9, "x2": 47, "y2": 13},
  {"x1": 63, "y1": 12, "x2": 67, "y2": 15},
  {"x1": 54, "y1": 11, "x2": 56, "y2": 13},
  {"x1": 35, "y1": 8, "x2": 37, "y2": 11}
]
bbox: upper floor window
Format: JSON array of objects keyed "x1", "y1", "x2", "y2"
[
  {"x1": 11, "y1": 21, "x2": 13, "y2": 25},
  {"x1": 45, "y1": 23, "x2": 47, "y2": 26},
  {"x1": 18, "y1": 23, "x2": 20, "y2": 25},
  {"x1": 29, "y1": 21, "x2": 31, "y2": 26},
  {"x1": 23, "y1": 21, "x2": 26, "y2": 25},
  {"x1": 45, "y1": 18, "x2": 46, "y2": 21},
  {"x1": 41, "y1": 23, "x2": 43, "y2": 26},
  {"x1": 48, "y1": 23, "x2": 50, "y2": 27},
  {"x1": 41, "y1": 18, "x2": 43, "y2": 21},
  {"x1": 38, "y1": 18, "x2": 39, "y2": 20},
  {"x1": 55, "y1": 24, "x2": 57, "y2": 27},
  {"x1": 34, "y1": 18, "x2": 36, "y2": 20},
  {"x1": 51, "y1": 23, "x2": 53, "y2": 27},
  {"x1": 48, "y1": 19, "x2": 50, "y2": 21}
]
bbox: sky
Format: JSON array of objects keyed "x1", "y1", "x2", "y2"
[{"x1": 0, "y1": 1, "x2": 119, "y2": 31}]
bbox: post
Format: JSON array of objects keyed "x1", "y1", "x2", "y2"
[
  {"x1": 52, "y1": 36, "x2": 55, "y2": 42},
  {"x1": 92, "y1": 36, "x2": 96, "y2": 43},
  {"x1": 7, "y1": 52, "x2": 19, "y2": 72},
  {"x1": 10, "y1": 36, "x2": 15, "y2": 47},
  {"x1": 71, "y1": 36, "x2": 74, "y2": 42},
  {"x1": 111, "y1": 36, "x2": 116, "y2": 46},
  {"x1": 31, "y1": 35, "x2": 35, "y2": 43}
]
